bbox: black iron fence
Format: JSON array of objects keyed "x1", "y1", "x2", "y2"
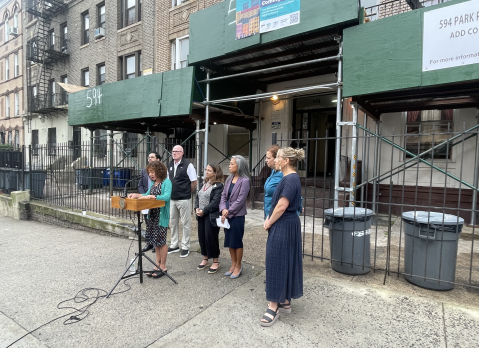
[
  {"x1": 266, "y1": 124, "x2": 479, "y2": 290},
  {"x1": 0, "y1": 137, "x2": 199, "y2": 219}
]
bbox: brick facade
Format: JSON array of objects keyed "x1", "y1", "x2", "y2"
[{"x1": 155, "y1": 0, "x2": 223, "y2": 73}]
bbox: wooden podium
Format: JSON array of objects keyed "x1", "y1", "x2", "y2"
[{"x1": 107, "y1": 196, "x2": 177, "y2": 298}]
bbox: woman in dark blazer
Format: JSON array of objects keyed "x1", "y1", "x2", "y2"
[
  {"x1": 219, "y1": 155, "x2": 251, "y2": 279},
  {"x1": 195, "y1": 163, "x2": 224, "y2": 274}
]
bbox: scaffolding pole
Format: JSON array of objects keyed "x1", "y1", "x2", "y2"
[
  {"x1": 334, "y1": 40, "x2": 343, "y2": 209},
  {"x1": 109, "y1": 130, "x2": 113, "y2": 197},
  {"x1": 203, "y1": 69, "x2": 211, "y2": 173},
  {"x1": 360, "y1": 113, "x2": 367, "y2": 207},
  {"x1": 195, "y1": 119, "x2": 201, "y2": 191},
  {"x1": 349, "y1": 103, "x2": 359, "y2": 207},
  {"x1": 471, "y1": 115, "x2": 479, "y2": 225}
]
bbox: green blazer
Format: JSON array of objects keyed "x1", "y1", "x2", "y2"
[{"x1": 143, "y1": 178, "x2": 172, "y2": 228}]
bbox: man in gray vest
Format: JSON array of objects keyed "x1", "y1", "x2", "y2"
[{"x1": 167, "y1": 145, "x2": 197, "y2": 257}]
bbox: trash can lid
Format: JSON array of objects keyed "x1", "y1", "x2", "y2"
[
  {"x1": 402, "y1": 211, "x2": 464, "y2": 226},
  {"x1": 324, "y1": 207, "x2": 374, "y2": 218}
]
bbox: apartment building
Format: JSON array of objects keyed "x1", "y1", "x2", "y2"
[
  {"x1": 23, "y1": 0, "x2": 155, "y2": 151},
  {"x1": 0, "y1": 0, "x2": 24, "y2": 148}
]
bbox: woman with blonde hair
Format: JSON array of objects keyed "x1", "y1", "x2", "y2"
[
  {"x1": 195, "y1": 163, "x2": 224, "y2": 274},
  {"x1": 261, "y1": 147, "x2": 305, "y2": 327}
]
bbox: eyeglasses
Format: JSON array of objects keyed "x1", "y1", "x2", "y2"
[{"x1": 172, "y1": 151, "x2": 183, "y2": 153}]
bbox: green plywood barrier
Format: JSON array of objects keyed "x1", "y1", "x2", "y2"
[
  {"x1": 343, "y1": 0, "x2": 477, "y2": 98},
  {"x1": 189, "y1": 0, "x2": 359, "y2": 65},
  {"x1": 69, "y1": 67, "x2": 195, "y2": 127}
]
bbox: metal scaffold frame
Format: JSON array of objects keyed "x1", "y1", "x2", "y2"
[{"x1": 198, "y1": 43, "x2": 343, "y2": 176}]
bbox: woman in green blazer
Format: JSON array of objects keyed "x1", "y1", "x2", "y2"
[{"x1": 129, "y1": 161, "x2": 172, "y2": 278}]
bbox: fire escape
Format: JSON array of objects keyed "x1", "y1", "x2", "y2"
[{"x1": 25, "y1": 0, "x2": 69, "y2": 117}]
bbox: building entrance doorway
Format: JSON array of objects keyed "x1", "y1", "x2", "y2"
[{"x1": 292, "y1": 94, "x2": 336, "y2": 177}]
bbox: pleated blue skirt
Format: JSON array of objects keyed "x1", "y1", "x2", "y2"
[{"x1": 265, "y1": 213, "x2": 303, "y2": 303}]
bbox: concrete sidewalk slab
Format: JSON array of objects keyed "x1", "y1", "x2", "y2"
[
  {"x1": 0, "y1": 218, "x2": 263, "y2": 348},
  {"x1": 2, "y1": 217, "x2": 479, "y2": 348}
]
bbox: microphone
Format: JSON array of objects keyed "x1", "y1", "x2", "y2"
[{"x1": 122, "y1": 175, "x2": 143, "y2": 197}]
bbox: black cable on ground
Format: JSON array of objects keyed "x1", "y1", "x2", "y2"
[{"x1": 7, "y1": 222, "x2": 140, "y2": 348}]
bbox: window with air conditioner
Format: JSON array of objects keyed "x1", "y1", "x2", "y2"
[
  {"x1": 49, "y1": 80, "x2": 55, "y2": 107},
  {"x1": 171, "y1": 36, "x2": 189, "y2": 70}
]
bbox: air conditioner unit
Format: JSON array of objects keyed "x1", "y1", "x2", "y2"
[
  {"x1": 94, "y1": 27, "x2": 105, "y2": 39},
  {"x1": 61, "y1": 46, "x2": 68, "y2": 54},
  {"x1": 8, "y1": 27, "x2": 18, "y2": 36}
]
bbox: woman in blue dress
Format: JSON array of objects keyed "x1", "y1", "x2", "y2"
[
  {"x1": 263, "y1": 145, "x2": 282, "y2": 220},
  {"x1": 261, "y1": 147, "x2": 305, "y2": 327}
]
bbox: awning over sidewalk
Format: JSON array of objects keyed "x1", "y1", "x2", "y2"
[{"x1": 343, "y1": 1, "x2": 479, "y2": 118}]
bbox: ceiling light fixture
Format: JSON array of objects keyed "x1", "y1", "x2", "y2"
[{"x1": 271, "y1": 95, "x2": 279, "y2": 101}]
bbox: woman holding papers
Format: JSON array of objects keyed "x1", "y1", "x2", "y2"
[
  {"x1": 219, "y1": 155, "x2": 251, "y2": 279},
  {"x1": 261, "y1": 147, "x2": 304, "y2": 327},
  {"x1": 128, "y1": 161, "x2": 172, "y2": 279},
  {"x1": 195, "y1": 163, "x2": 224, "y2": 274}
]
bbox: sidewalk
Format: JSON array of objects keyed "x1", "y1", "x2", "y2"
[{"x1": 1, "y1": 217, "x2": 479, "y2": 348}]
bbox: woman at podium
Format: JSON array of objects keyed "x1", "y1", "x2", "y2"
[{"x1": 129, "y1": 161, "x2": 172, "y2": 278}]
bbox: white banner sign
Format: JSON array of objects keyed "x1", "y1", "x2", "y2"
[{"x1": 423, "y1": 0, "x2": 479, "y2": 72}]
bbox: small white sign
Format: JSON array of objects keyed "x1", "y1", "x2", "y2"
[
  {"x1": 272, "y1": 122, "x2": 281, "y2": 129},
  {"x1": 423, "y1": 0, "x2": 479, "y2": 71}
]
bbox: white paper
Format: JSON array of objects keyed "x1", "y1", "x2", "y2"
[
  {"x1": 141, "y1": 209, "x2": 149, "y2": 214},
  {"x1": 216, "y1": 218, "x2": 230, "y2": 229}
]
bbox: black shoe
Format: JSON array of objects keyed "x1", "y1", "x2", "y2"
[
  {"x1": 142, "y1": 244, "x2": 154, "y2": 252},
  {"x1": 180, "y1": 249, "x2": 189, "y2": 258},
  {"x1": 168, "y1": 247, "x2": 180, "y2": 254}
]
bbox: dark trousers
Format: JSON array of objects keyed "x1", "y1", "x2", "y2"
[{"x1": 198, "y1": 215, "x2": 220, "y2": 259}]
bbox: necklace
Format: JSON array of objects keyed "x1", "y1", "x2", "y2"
[{"x1": 203, "y1": 183, "x2": 212, "y2": 191}]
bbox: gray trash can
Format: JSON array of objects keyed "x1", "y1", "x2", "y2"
[
  {"x1": 402, "y1": 211, "x2": 464, "y2": 291},
  {"x1": 324, "y1": 207, "x2": 374, "y2": 275}
]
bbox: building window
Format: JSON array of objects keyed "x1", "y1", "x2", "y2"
[
  {"x1": 171, "y1": 36, "x2": 189, "y2": 70},
  {"x1": 98, "y1": 3, "x2": 106, "y2": 29},
  {"x1": 61, "y1": 75, "x2": 68, "y2": 104},
  {"x1": 48, "y1": 29, "x2": 55, "y2": 50},
  {"x1": 5, "y1": 56, "x2": 9, "y2": 80},
  {"x1": 14, "y1": 53, "x2": 18, "y2": 77},
  {"x1": 14, "y1": 92, "x2": 19, "y2": 116},
  {"x1": 4, "y1": 13, "x2": 8, "y2": 43},
  {"x1": 82, "y1": 69, "x2": 90, "y2": 87},
  {"x1": 82, "y1": 12, "x2": 90, "y2": 45},
  {"x1": 13, "y1": 7, "x2": 18, "y2": 29},
  {"x1": 7, "y1": 131, "x2": 11, "y2": 145},
  {"x1": 123, "y1": 0, "x2": 141, "y2": 27},
  {"x1": 172, "y1": 0, "x2": 188, "y2": 7},
  {"x1": 122, "y1": 132, "x2": 137, "y2": 157},
  {"x1": 121, "y1": 52, "x2": 141, "y2": 79},
  {"x1": 97, "y1": 64, "x2": 106, "y2": 85},
  {"x1": 48, "y1": 127, "x2": 56, "y2": 155},
  {"x1": 30, "y1": 85, "x2": 37, "y2": 112},
  {"x1": 5, "y1": 94, "x2": 9, "y2": 118},
  {"x1": 94, "y1": 129, "x2": 107, "y2": 157},
  {"x1": 60, "y1": 23, "x2": 67, "y2": 49},
  {"x1": 14, "y1": 130, "x2": 19, "y2": 149},
  {"x1": 49, "y1": 80, "x2": 55, "y2": 107},
  {"x1": 32, "y1": 129, "x2": 39, "y2": 155},
  {"x1": 406, "y1": 109, "x2": 454, "y2": 160},
  {"x1": 0, "y1": 132, "x2": 5, "y2": 144}
]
